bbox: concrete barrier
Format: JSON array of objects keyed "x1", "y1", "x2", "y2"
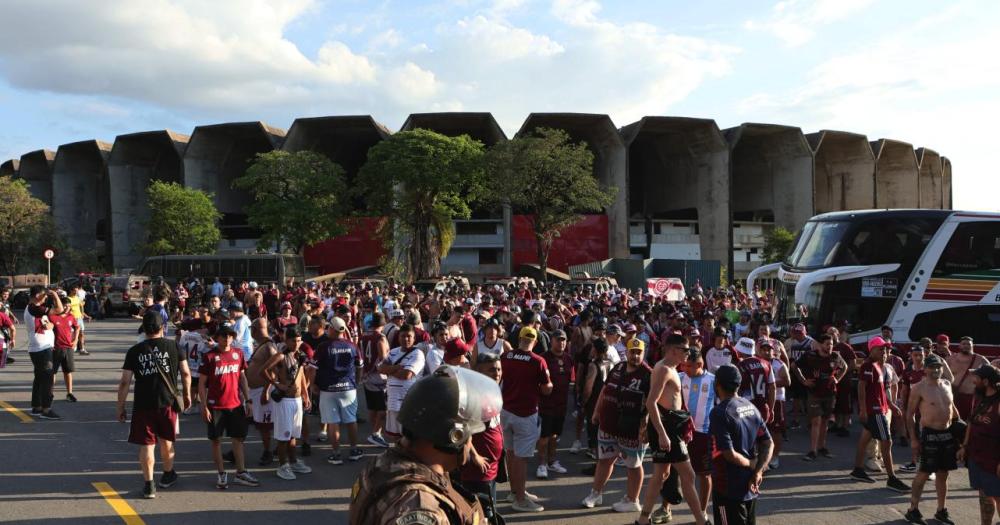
[
  {"x1": 52, "y1": 140, "x2": 112, "y2": 257},
  {"x1": 941, "y1": 156, "x2": 952, "y2": 210},
  {"x1": 183, "y1": 122, "x2": 285, "y2": 240},
  {"x1": 620, "y1": 116, "x2": 730, "y2": 264},
  {"x1": 724, "y1": 123, "x2": 813, "y2": 232},
  {"x1": 870, "y1": 139, "x2": 919, "y2": 208},
  {"x1": 516, "y1": 113, "x2": 629, "y2": 259},
  {"x1": 916, "y1": 147, "x2": 943, "y2": 209},
  {"x1": 18, "y1": 149, "x2": 56, "y2": 206},
  {"x1": 806, "y1": 130, "x2": 875, "y2": 213},
  {"x1": 400, "y1": 112, "x2": 506, "y2": 146},
  {"x1": 108, "y1": 130, "x2": 189, "y2": 270},
  {"x1": 0, "y1": 159, "x2": 18, "y2": 178}
]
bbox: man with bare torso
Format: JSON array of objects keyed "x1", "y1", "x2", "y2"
[
  {"x1": 245, "y1": 317, "x2": 278, "y2": 465},
  {"x1": 638, "y1": 333, "x2": 706, "y2": 525},
  {"x1": 945, "y1": 336, "x2": 989, "y2": 420},
  {"x1": 905, "y1": 353, "x2": 960, "y2": 525},
  {"x1": 261, "y1": 329, "x2": 313, "y2": 481}
]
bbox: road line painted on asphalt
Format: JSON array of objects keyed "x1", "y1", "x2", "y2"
[
  {"x1": 92, "y1": 482, "x2": 146, "y2": 525},
  {"x1": 0, "y1": 400, "x2": 34, "y2": 423}
]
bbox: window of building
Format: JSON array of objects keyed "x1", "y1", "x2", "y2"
[{"x1": 479, "y1": 249, "x2": 500, "y2": 265}]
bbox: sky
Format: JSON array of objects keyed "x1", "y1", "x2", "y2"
[{"x1": 0, "y1": 0, "x2": 996, "y2": 211}]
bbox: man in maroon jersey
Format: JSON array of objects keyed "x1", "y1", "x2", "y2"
[
  {"x1": 359, "y1": 312, "x2": 390, "y2": 448},
  {"x1": 199, "y1": 325, "x2": 259, "y2": 489},
  {"x1": 735, "y1": 337, "x2": 775, "y2": 424},
  {"x1": 537, "y1": 329, "x2": 574, "y2": 479},
  {"x1": 793, "y1": 333, "x2": 847, "y2": 461},
  {"x1": 49, "y1": 297, "x2": 80, "y2": 403}
]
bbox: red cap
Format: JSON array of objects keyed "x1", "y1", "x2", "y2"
[
  {"x1": 936, "y1": 334, "x2": 950, "y2": 345},
  {"x1": 867, "y1": 336, "x2": 889, "y2": 351},
  {"x1": 444, "y1": 338, "x2": 471, "y2": 360},
  {"x1": 791, "y1": 323, "x2": 807, "y2": 334}
]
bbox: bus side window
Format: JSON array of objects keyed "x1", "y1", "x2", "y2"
[{"x1": 933, "y1": 222, "x2": 1000, "y2": 276}]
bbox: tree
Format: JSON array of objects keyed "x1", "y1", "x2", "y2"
[
  {"x1": 234, "y1": 151, "x2": 349, "y2": 254},
  {"x1": 482, "y1": 127, "x2": 615, "y2": 280},
  {"x1": 144, "y1": 181, "x2": 221, "y2": 256},
  {"x1": 0, "y1": 176, "x2": 52, "y2": 275},
  {"x1": 763, "y1": 226, "x2": 796, "y2": 263},
  {"x1": 355, "y1": 129, "x2": 485, "y2": 279}
]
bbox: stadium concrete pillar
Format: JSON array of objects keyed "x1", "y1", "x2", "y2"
[
  {"x1": 724, "y1": 123, "x2": 814, "y2": 231},
  {"x1": 52, "y1": 140, "x2": 112, "y2": 258},
  {"x1": 18, "y1": 149, "x2": 56, "y2": 206},
  {"x1": 806, "y1": 130, "x2": 875, "y2": 213},
  {"x1": 871, "y1": 139, "x2": 919, "y2": 209},
  {"x1": 916, "y1": 147, "x2": 943, "y2": 209},
  {"x1": 0, "y1": 159, "x2": 18, "y2": 178},
  {"x1": 516, "y1": 113, "x2": 629, "y2": 259},
  {"x1": 399, "y1": 112, "x2": 506, "y2": 146},
  {"x1": 941, "y1": 156, "x2": 952, "y2": 210},
  {"x1": 620, "y1": 116, "x2": 730, "y2": 264},
  {"x1": 108, "y1": 130, "x2": 189, "y2": 270},
  {"x1": 183, "y1": 122, "x2": 285, "y2": 241}
]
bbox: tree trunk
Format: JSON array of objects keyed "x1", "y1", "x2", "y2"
[{"x1": 535, "y1": 231, "x2": 549, "y2": 283}]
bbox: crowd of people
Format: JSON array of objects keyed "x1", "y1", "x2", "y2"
[{"x1": 4, "y1": 275, "x2": 1000, "y2": 525}]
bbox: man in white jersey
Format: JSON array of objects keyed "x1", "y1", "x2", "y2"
[
  {"x1": 179, "y1": 322, "x2": 211, "y2": 414},
  {"x1": 763, "y1": 338, "x2": 790, "y2": 469},
  {"x1": 378, "y1": 324, "x2": 425, "y2": 443},
  {"x1": 473, "y1": 317, "x2": 510, "y2": 364},
  {"x1": 705, "y1": 328, "x2": 734, "y2": 373}
]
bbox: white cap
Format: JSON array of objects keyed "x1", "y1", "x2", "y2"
[
  {"x1": 331, "y1": 317, "x2": 347, "y2": 332},
  {"x1": 736, "y1": 337, "x2": 755, "y2": 356}
]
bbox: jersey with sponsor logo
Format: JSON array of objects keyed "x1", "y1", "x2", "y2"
[
  {"x1": 500, "y1": 349, "x2": 550, "y2": 417},
  {"x1": 50, "y1": 312, "x2": 78, "y2": 349},
  {"x1": 681, "y1": 371, "x2": 717, "y2": 434},
  {"x1": 859, "y1": 360, "x2": 889, "y2": 414},
  {"x1": 386, "y1": 346, "x2": 425, "y2": 412},
  {"x1": 199, "y1": 347, "x2": 246, "y2": 410},
  {"x1": 315, "y1": 338, "x2": 362, "y2": 392}
]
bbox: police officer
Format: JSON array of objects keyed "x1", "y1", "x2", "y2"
[{"x1": 350, "y1": 365, "x2": 503, "y2": 525}]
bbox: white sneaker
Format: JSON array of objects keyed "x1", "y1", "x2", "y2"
[
  {"x1": 548, "y1": 460, "x2": 568, "y2": 474},
  {"x1": 318, "y1": 431, "x2": 328, "y2": 442},
  {"x1": 536, "y1": 464, "x2": 549, "y2": 479},
  {"x1": 570, "y1": 440, "x2": 583, "y2": 454},
  {"x1": 276, "y1": 464, "x2": 296, "y2": 480},
  {"x1": 506, "y1": 491, "x2": 540, "y2": 503},
  {"x1": 581, "y1": 490, "x2": 603, "y2": 508},
  {"x1": 612, "y1": 498, "x2": 641, "y2": 513},
  {"x1": 511, "y1": 498, "x2": 545, "y2": 512},
  {"x1": 928, "y1": 472, "x2": 936, "y2": 481},
  {"x1": 768, "y1": 457, "x2": 780, "y2": 470},
  {"x1": 290, "y1": 459, "x2": 312, "y2": 474},
  {"x1": 864, "y1": 458, "x2": 884, "y2": 472}
]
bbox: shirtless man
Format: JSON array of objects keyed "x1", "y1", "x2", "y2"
[
  {"x1": 638, "y1": 333, "x2": 706, "y2": 525},
  {"x1": 905, "y1": 353, "x2": 960, "y2": 525},
  {"x1": 246, "y1": 318, "x2": 278, "y2": 466},
  {"x1": 945, "y1": 336, "x2": 989, "y2": 420},
  {"x1": 261, "y1": 330, "x2": 313, "y2": 480}
]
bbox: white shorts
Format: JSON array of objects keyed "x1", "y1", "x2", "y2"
[
  {"x1": 77, "y1": 318, "x2": 85, "y2": 332},
  {"x1": 320, "y1": 390, "x2": 358, "y2": 425},
  {"x1": 272, "y1": 397, "x2": 303, "y2": 442},
  {"x1": 249, "y1": 386, "x2": 272, "y2": 424},
  {"x1": 385, "y1": 410, "x2": 402, "y2": 437},
  {"x1": 501, "y1": 409, "x2": 541, "y2": 458}
]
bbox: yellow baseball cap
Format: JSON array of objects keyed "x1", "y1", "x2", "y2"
[
  {"x1": 627, "y1": 338, "x2": 646, "y2": 351},
  {"x1": 519, "y1": 326, "x2": 538, "y2": 340}
]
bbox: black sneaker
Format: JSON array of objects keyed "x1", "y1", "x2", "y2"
[
  {"x1": 933, "y1": 508, "x2": 954, "y2": 525},
  {"x1": 327, "y1": 451, "x2": 343, "y2": 465},
  {"x1": 142, "y1": 481, "x2": 156, "y2": 499},
  {"x1": 65, "y1": 393, "x2": 77, "y2": 402},
  {"x1": 849, "y1": 468, "x2": 876, "y2": 483},
  {"x1": 38, "y1": 410, "x2": 61, "y2": 420},
  {"x1": 301, "y1": 442, "x2": 312, "y2": 457},
  {"x1": 258, "y1": 450, "x2": 273, "y2": 466},
  {"x1": 157, "y1": 470, "x2": 178, "y2": 488},
  {"x1": 76, "y1": 349, "x2": 90, "y2": 356},
  {"x1": 30, "y1": 408, "x2": 41, "y2": 417},
  {"x1": 5, "y1": 356, "x2": 14, "y2": 363},
  {"x1": 348, "y1": 448, "x2": 364, "y2": 461},
  {"x1": 223, "y1": 450, "x2": 235, "y2": 463},
  {"x1": 904, "y1": 508, "x2": 926, "y2": 524},
  {"x1": 803, "y1": 451, "x2": 817, "y2": 462},
  {"x1": 887, "y1": 476, "x2": 910, "y2": 493},
  {"x1": 900, "y1": 462, "x2": 917, "y2": 472},
  {"x1": 818, "y1": 448, "x2": 833, "y2": 458}
]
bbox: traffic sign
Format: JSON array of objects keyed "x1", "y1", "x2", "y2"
[{"x1": 43, "y1": 249, "x2": 55, "y2": 260}]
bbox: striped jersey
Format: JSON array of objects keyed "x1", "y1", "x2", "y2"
[{"x1": 680, "y1": 371, "x2": 717, "y2": 434}]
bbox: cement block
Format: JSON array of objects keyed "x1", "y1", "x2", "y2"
[
  {"x1": 52, "y1": 140, "x2": 112, "y2": 257},
  {"x1": 916, "y1": 147, "x2": 943, "y2": 209},
  {"x1": 108, "y1": 130, "x2": 189, "y2": 269},
  {"x1": 941, "y1": 156, "x2": 952, "y2": 210},
  {"x1": 516, "y1": 113, "x2": 629, "y2": 259},
  {"x1": 806, "y1": 130, "x2": 875, "y2": 213},
  {"x1": 620, "y1": 116, "x2": 730, "y2": 264},
  {"x1": 400, "y1": 112, "x2": 506, "y2": 146},
  {"x1": 725, "y1": 123, "x2": 814, "y2": 232},
  {"x1": 18, "y1": 149, "x2": 56, "y2": 206},
  {"x1": 870, "y1": 139, "x2": 919, "y2": 208},
  {"x1": 0, "y1": 159, "x2": 18, "y2": 178}
]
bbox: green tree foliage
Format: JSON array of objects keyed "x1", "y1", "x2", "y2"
[
  {"x1": 763, "y1": 226, "x2": 796, "y2": 263},
  {"x1": 0, "y1": 176, "x2": 53, "y2": 275},
  {"x1": 483, "y1": 128, "x2": 615, "y2": 280},
  {"x1": 355, "y1": 129, "x2": 485, "y2": 279},
  {"x1": 144, "y1": 181, "x2": 221, "y2": 256},
  {"x1": 234, "y1": 151, "x2": 349, "y2": 254}
]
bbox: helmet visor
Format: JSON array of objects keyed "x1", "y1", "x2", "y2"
[{"x1": 443, "y1": 366, "x2": 503, "y2": 436}]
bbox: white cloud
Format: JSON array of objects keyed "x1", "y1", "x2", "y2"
[
  {"x1": 450, "y1": 15, "x2": 564, "y2": 61},
  {"x1": 745, "y1": 0, "x2": 875, "y2": 46}
]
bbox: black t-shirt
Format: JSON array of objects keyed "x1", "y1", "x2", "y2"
[{"x1": 123, "y1": 337, "x2": 181, "y2": 410}]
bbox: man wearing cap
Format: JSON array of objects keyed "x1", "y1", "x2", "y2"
[
  {"x1": 705, "y1": 327, "x2": 735, "y2": 374},
  {"x1": 959, "y1": 364, "x2": 1000, "y2": 525},
  {"x1": 785, "y1": 323, "x2": 815, "y2": 430},
  {"x1": 735, "y1": 337, "x2": 775, "y2": 425},
  {"x1": 537, "y1": 329, "x2": 574, "y2": 480},
  {"x1": 905, "y1": 352, "x2": 960, "y2": 525},
  {"x1": 474, "y1": 317, "x2": 510, "y2": 364},
  {"x1": 848, "y1": 337, "x2": 910, "y2": 493},
  {"x1": 793, "y1": 334, "x2": 847, "y2": 461},
  {"x1": 708, "y1": 364, "x2": 774, "y2": 525},
  {"x1": 382, "y1": 309, "x2": 405, "y2": 348},
  {"x1": 358, "y1": 312, "x2": 390, "y2": 448},
  {"x1": 49, "y1": 292, "x2": 80, "y2": 403},
  {"x1": 315, "y1": 317, "x2": 363, "y2": 466},
  {"x1": 933, "y1": 334, "x2": 953, "y2": 358},
  {"x1": 443, "y1": 338, "x2": 471, "y2": 368},
  {"x1": 607, "y1": 324, "x2": 627, "y2": 362},
  {"x1": 500, "y1": 326, "x2": 552, "y2": 512},
  {"x1": 946, "y1": 336, "x2": 989, "y2": 420}
]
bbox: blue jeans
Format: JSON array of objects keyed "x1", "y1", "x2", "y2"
[{"x1": 30, "y1": 349, "x2": 54, "y2": 409}]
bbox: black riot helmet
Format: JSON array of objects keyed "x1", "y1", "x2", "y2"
[{"x1": 398, "y1": 366, "x2": 503, "y2": 453}]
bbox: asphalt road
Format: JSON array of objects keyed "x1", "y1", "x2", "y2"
[{"x1": 0, "y1": 319, "x2": 987, "y2": 525}]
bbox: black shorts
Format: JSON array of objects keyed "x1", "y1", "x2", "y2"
[
  {"x1": 713, "y1": 495, "x2": 757, "y2": 525},
  {"x1": 862, "y1": 413, "x2": 891, "y2": 442},
  {"x1": 539, "y1": 413, "x2": 566, "y2": 437},
  {"x1": 647, "y1": 410, "x2": 690, "y2": 464},
  {"x1": 52, "y1": 347, "x2": 74, "y2": 374},
  {"x1": 364, "y1": 388, "x2": 387, "y2": 412},
  {"x1": 919, "y1": 427, "x2": 958, "y2": 473},
  {"x1": 206, "y1": 408, "x2": 249, "y2": 440}
]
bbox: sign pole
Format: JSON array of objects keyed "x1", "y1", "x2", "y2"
[{"x1": 47, "y1": 258, "x2": 51, "y2": 285}]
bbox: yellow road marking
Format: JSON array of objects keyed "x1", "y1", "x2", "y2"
[
  {"x1": 0, "y1": 400, "x2": 34, "y2": 423},
  {"x1": 92, "y1": 482, "x2": 147, "y2": 525}
]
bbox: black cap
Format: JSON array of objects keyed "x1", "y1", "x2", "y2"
[
  {"x1": 141, "y1": 311, "x2": 164, "y2": 334},
  {"x1": 552, "y1": 329, "x2": 568, "y2": 340},
  {"x1": 972, "y1": 364, "x2": 1000, "y2": 385},
  {"x1": 924, "y1": 353, "x2": 944, "y2": 367},
  {"x1": 716, "y1": 364, "x2": 742, "y2": 390},
  {"x1": 213, "y1": 324, "x2": 237, "y2": 338}
]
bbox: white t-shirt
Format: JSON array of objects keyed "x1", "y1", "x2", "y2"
[
  {"x1": 179, "y1": 331, "x2": 210, "y2": 378},
  {"x1": 476, "y1": 337, "x2": 504, "y2": 360},
  {"x1": 386, "y1": 346, "x2": 425, "y2": 412},
  {"x1": 771, "y1": 358, "x2": 787, "y2": 401},
  {"x1": 705, "y1": 346, "x2": 734, "y2": 373},
  {"x1": 423, "y1": 345, "x2": 444, "y2": 376},
  {"x1": 24, "y1": 305, "x2": 55, "y2": 352}
]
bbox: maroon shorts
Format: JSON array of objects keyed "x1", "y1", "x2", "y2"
[
  {"x1": 834, "y1": 380, "x2": 854, "y2": 416},
  {"x1": 689, "y1": 431, "x2": 714, "y2": 474},
  {"x1": 128, "y1": 407, "x2": 179, "y2": 445},
  {"x1": 954, "y1": 393, "x2": 974, "y2": 421},
  {"x1": 768, "y1": 400, "x2": 786, "y2": 434}
]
